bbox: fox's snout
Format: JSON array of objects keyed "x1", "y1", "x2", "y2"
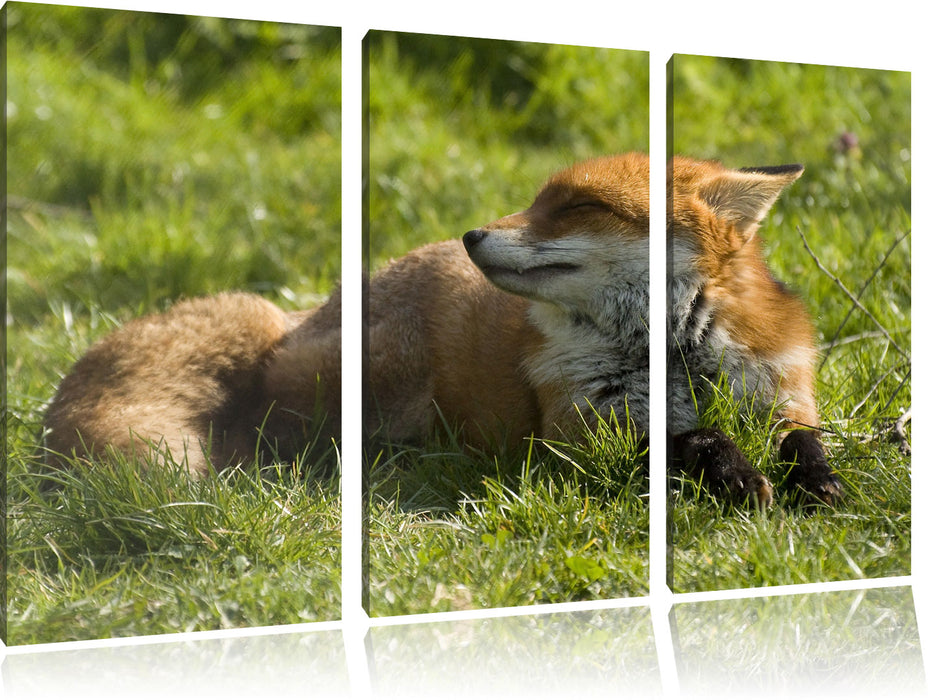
[{"x1": 462, "y1": 228, "x2": 486, "y2": 254}]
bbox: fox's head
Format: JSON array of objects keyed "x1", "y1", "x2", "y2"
[
  {"x1": 463, "y1": 153, "x2": 802, "y2": 319},
  {"x1": 463, "y1": 152, "x2": 650, "y2": 311},
  {"x1": 667, "y1": 156, "x2": 807, "y2": 358}
]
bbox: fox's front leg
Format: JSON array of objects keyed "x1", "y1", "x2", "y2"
[
  {"x1": 778, "y1": 429, "x2": 843, "y2": 506},
  {"x1": 670, "y1": 428, "x2": 774, "y2": 508}
]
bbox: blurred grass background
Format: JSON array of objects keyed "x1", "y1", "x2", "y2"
[
  {"x1": 6, "y1": 3, "x2": 341, "y2": 643},
  {"x1": 366, "y1": 31, "x2": 650, "y2": 267}
]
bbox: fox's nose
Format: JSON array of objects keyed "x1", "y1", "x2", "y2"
[{"x1": 463, "y1": 228, "x2": 487, "y2": 252}]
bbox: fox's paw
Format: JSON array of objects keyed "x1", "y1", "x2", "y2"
[
  {"x1": 779, "y1": 430, "x2": 843, "y2": 507},
  {"x1": 672, "y1": 428, "x2": 773, "y2": 509}
]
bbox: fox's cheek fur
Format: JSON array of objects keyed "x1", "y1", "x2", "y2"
[{"x1": 464, "y1": 227, "x2": 648, "y2": 312}]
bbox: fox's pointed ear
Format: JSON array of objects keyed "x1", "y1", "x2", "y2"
[{"x1": 698, "y1": 164, "x2": 803, "y2": 237}]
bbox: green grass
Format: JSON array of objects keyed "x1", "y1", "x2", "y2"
[
  {"x1": 365, "y1": 32, "x2": 650, "y2": 267},
  {"x1": 669, "y1": 56, "x2": 911, "y2": 592},
  {"x1": 5, "y1": 5, "x2": 342, "y2": 644},
  {"x1": 9, "y1": 455, "x2": 340, "y2": 643},
  {"x1": 364, "y1": 32, "x2": 651, "y2": 615},
  {"x1": 367, "y1": 412, "x2": 650, "y2": 613}
]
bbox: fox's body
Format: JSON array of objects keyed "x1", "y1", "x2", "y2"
[{"x1": 44, "y1": 152, "x2": 841, "y2": 505}]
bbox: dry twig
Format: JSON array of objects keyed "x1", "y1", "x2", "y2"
[{"x1": 798, "y1": 227, "x2": 910, "y2": 371}]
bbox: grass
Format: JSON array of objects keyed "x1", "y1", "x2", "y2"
[
  {"x1": 10, "y1": 455, "x2": 340, "y2": 643},
  {"x1": 364, "y1": 32, "x2": 651, "y2": 615},
  {"x1": 668, "y1": 55, "x2": 911, "y2": 592},
  {"x1": 365, "y1": 32, "x2": 650, "y2": 268},
  {"x1": 5, "y1": 5, "x2": 342, "y2": 644},
  {"x1": 367, "y1": 411, "x2": 650, "y2": 613}
]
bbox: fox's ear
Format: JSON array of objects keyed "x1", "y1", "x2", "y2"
[{"x1": 698, "y1": 164, "x2": 803, "y2": 237}]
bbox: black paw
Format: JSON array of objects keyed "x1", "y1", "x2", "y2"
[
  {"x1": 671, "y1": 428, "x2": 773, "y2": 509},
  {"x1": 779, "y1": 430, "x2": 843, "y2": 507}
]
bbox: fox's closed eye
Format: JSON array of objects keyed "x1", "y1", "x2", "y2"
[{"x1": 563, "y1": 200, "x2": 607, "y2": 213}]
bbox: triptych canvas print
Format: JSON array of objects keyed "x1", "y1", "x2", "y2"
[{"x1": 3, "y1": 1, "x2": 920, "y2": 694}]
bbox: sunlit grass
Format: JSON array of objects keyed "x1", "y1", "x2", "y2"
[{"x1": 366, "y1": 410, "x2": 649, "y2": 615}]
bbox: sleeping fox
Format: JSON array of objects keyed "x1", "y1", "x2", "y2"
[{"x1": 44, "y1": 153, "x2": 841, "y2": 506}]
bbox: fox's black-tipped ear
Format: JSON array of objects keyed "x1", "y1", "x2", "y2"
[
  {"x1": 738, "y1": 164, "x2": 805, "y2": 177},
  {"x1": 698, "y1": 164, "x2": 803, "y2": 238}
]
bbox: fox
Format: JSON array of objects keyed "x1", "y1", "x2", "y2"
[{"x1": 43, "y1": 152, "x2": 841, "y2": 506}]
